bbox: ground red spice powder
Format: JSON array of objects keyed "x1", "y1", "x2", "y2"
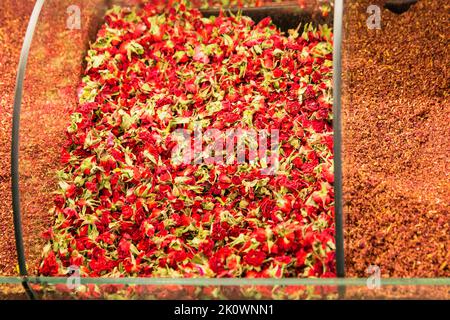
[
  {"x1": 0, "y1": 0, "x2": 35, "y2": 276},
  {"x1": 342, "y1": 0, "x2": 449, "y2": 277}
]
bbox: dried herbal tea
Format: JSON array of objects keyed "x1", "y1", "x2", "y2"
[{"x1": 38, "y1": 1, "x2": 335, "y2": 278}]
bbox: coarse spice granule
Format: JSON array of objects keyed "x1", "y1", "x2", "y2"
[
  {"x1": 21, "y1": 0, "x2": 118, "y2": 275},
  {"x1": 342, "y1": 0, "x2": 449, "y2": 277}
]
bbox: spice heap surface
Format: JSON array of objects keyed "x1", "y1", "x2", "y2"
[
  {"x1": 39, "y1": 2, "x2": 335, "y2": 278},
  {"x1": 342, "y1": 0, "x2": 449, "y2": 277}
]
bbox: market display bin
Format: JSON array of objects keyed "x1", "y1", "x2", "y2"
[{"x1": 340, "y1": 0, "x2": 449, "y2": 279}]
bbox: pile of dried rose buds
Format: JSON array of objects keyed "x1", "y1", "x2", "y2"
[{"x1": 39, "y1": 1, "x2": 335, "y2": 278}]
